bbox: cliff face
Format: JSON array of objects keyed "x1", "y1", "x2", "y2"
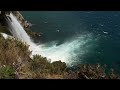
[
  {"x1": 12, "y1": 11, "x2": 30, "y2": 29},
  {"x1": 0, "y1": 11, "x2": 41, "y2": 37},
  {"x1": 0, "y1": 11, "x2": 29, "y2": 28},
  {"x1": 12, "y1": 11, "x2": 41, "y2": 37}
]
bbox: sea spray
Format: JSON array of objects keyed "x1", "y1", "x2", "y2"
[
  {"x1": 5, "y1": 13, "x2": 96, "y2": 65},
  {"x1": 31, "y1": 33, "x2": 94, "y2": 65}
]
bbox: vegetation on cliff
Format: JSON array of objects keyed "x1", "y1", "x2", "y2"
[
  {"x1": 0, "y1": 11, "x2": 120, "y2": 79},
  {"x1": 0, "y1": 33, "x2": 119, "y2": 79}
]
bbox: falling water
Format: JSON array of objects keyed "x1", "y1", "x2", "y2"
[
  {"x1": 5, "y1": 13, "x2": 35, "y2": 46},
  {"x1": 5, "y1": 13, "x2": 96, "y2": 65}
]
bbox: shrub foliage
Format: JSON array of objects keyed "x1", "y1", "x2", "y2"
[{"x1": 0, "y1": 33, "x2": 120, "y2": 79}]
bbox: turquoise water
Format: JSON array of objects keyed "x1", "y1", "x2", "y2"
[{"x1": 21, "y1": 11, "x2": 120, "y2": 72}]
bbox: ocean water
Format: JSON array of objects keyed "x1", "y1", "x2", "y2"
[{"x1": 21, "y1": 11, "x2": 120, "y2": 72}]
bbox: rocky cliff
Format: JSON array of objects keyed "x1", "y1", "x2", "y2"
[
  {"x1": 0, "y1": 11, "x2": 30, "y2": 28},
  {"x1": 12, "y1": 11, "x2": 30, "y2": 28},
  {"x1": 0, "y1": 11, "x2": 41, "y2": 37}
]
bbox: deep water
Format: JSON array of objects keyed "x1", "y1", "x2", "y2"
[{"x1": 21, "y1": 11, "x2": 120, "y2": 73}]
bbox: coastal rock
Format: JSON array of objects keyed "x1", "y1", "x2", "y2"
[
  {"x1": 12, "y1": 11, "x2": 30, "y2": 28},
  {"x1": 0, "y1": 11, "x2": 41, "y2": 38},
  {"x1": 12, "y1": 11, "x2": 41, "y2": 37}
]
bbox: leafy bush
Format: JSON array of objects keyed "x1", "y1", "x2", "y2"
[
  {"x1": 0, "y1": 66, "x2": 15, "y2": 79},
  {"x1": 51, "y1": 61, "x2": 67, "y2": 74},
  {"x1": 30, "y1": 55, "x2": 51, "y2": 72}
]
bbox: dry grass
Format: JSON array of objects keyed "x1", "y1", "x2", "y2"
[{"x1": 0, "y1": 34, "x2": 31, "y2": 66}]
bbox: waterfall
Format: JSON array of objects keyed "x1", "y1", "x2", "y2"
[
  {"x1": 5, "y1": 13, "x2": 35, "y2": 46},
  {"x1": 5, "y1": 13, "x2": 95, "y2": 65}
]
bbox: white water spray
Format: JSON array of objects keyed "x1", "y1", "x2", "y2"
[
  {"x1": 32, "y1": 34, "x2": 94, "y2": 64},
  {"x1": 5, "y1": 13, "x2": 95, "y2": 65}
]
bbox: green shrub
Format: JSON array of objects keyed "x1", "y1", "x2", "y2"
[
  {"x1": 0, "y1": 66, "x2": 15, "y2": 79},
  {"x1": 51, "y1": 61, "x2": 67, "y2": 74},
  {"x1": 30, "y1": 55, "x2": 51, "y2": 73}
]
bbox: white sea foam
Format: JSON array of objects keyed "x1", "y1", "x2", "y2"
[{"x1": 5, "y1": 13, "x2": 95, "y2": 65}]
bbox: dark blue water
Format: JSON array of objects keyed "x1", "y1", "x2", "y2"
[{"x1": 21, "y1": 11, "x2": 120, "y2": 72}]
